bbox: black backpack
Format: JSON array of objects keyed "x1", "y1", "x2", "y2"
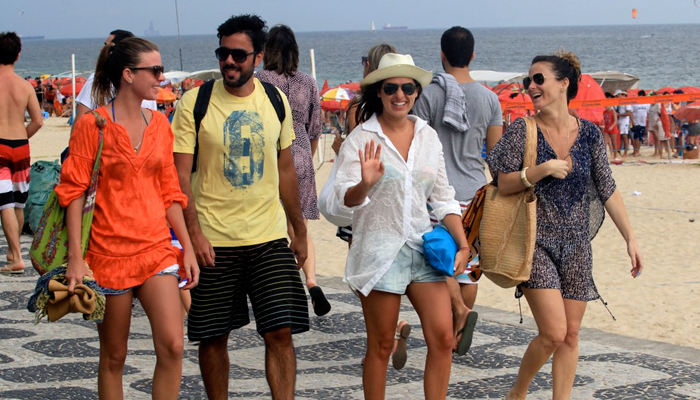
[{"x1": 191, "y1": 79, "x2": 286, "y2": 173}]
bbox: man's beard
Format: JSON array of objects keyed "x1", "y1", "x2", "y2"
[{"x1": 221, "y1": 64, "x2": 254, "y2": 88}]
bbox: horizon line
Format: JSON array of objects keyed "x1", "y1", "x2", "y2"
[{"x1": 18, "y1": 22, "x2": 700, "y2": 41}]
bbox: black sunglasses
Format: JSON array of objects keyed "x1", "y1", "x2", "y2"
[
  {"x1": 130, "y1": 65, "x2": 165, "y2": 78},
  {"x1": 523, "y1": 73, "x2": 546, "y2": 90},
  {"x1": 382, "y1": 82, "x2": 417, "y2": 96},
  {"x1": 361, "y1": 56, "x2": 368, "y2": 66},
  {"x1": 215, "y1": 47, "x2": 256, "y2": 63}
]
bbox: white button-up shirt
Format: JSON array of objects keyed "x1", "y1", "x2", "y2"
[{"x1": 334, "y1": 114, "x2": 461, "y2": 296}]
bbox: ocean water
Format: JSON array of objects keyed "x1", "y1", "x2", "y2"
[{"x1": 14, "y1": 24, "x2": 700, "y2": 90}]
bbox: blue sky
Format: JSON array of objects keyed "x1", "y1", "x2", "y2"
[{"x1": 2, "y1": 0, "x2": 699, "y2": 39}]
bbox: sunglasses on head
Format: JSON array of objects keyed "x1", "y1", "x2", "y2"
[
  {"x1": 130, "y1": 65, "x2": 165, "y2": 78},
  {"x1": 215, "y1": 47, "x2": 256, "y2": 63},
  {"x1": 523, "y1": 73, "x2": 546, "y2": 90},
  {"x1": 382, "y1": 82, "x2": 417, "y2": 96}
]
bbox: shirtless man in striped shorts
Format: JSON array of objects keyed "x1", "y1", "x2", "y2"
[{"x1": 0, "y1": 32, "x2": 43, "y2": 274}]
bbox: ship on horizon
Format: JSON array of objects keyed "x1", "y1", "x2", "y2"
[
  {"x1": 383, "y1": 23, "x2": 407, "y2": 30},
  {"x1": 144, "y1": 21, "x2": 160, "y2": 37}
]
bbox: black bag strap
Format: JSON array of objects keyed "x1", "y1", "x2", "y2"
[
  {"x1": 191, "y1": 79, "x2": 286, "y2": 173},
  {"x1": 191, "y1": 79, "x2": 215, "y2": 173},
  {"x1": 260, "y1": 80, "x2": 286, "y2": 124}
]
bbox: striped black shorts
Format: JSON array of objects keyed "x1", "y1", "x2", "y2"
[{"x1": 187, "y1": 239, "x2": 310, "y2": 341}]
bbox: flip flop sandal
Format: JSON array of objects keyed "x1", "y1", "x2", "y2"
[
  {"x1": 0, "y1": 266, "x2": 24, "y2": 275},
  {"x1": 456, "y1": 311, "x2": 478, "y2": 356},
  {"x1": 391, "y1": 323, "x2": 411, "y2": 370},
  {"x1": 308, "y1": 286, "x2": 331, "y2": 316}
]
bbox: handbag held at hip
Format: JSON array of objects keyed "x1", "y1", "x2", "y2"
[
  {"x1": 29, "y1": 112, "x2": 106, "y2": 275},
  {"x1": 479, "y1": 116, "x2": 538, "y2": 288}
]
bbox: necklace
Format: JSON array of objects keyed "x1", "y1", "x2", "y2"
[
  {"x1": 538, "y1": 114, "x2": 572, "y2": 161},
  {"x1": 112, "y1": 102, "x2": 149, "y2": 153}
]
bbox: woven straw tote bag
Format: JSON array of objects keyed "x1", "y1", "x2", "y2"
[{"x1": 480, "y1": 117, "x2": 538, "y2": 288}]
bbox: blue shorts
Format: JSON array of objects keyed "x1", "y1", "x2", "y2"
[
  {"x1": 372, "y1": 244, "x2": 445, "y2": 295},
  {"x1": 630, "y1": 125, "x2": 646, "y2": 140}
]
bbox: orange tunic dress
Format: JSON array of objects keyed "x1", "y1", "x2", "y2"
[{"x1": 55, "y1": 106, "x2": 187, "y2": 289}]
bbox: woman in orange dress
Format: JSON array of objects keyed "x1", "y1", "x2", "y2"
[{"x1": 55, "y1": 37, "x2": 199, "y2": 399}]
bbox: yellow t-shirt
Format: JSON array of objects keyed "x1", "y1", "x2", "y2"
[{"x1": 172, "y1": 78, "x2": 295, "y2": 246}]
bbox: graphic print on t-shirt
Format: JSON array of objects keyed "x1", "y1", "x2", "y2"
[{"x1": 223, "y1": 110, "x2": 266, "y2": 189}]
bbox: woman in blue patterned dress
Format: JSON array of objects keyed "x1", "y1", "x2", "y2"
[
  {"x1": 256, "y1": 25, "x2": 330, "y2": 316},
  {"x1": 487, "y1": 51, "x2": 644, "y2": 400}
]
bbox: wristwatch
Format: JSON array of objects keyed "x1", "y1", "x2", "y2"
[{"x1": 520, "y1": 167, "x2": 533, "y2": 188}]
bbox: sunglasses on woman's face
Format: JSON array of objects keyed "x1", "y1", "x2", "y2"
[
  {"x1": 215, "y1": 47, "x2": 256, "y2": 63},
  {"x1": 130, "y1": 65, "x2": 165, "y2": 78},
  {"x1": 361, "y1": 56, "x2": 368, "y2": 67},
  {"x1": 382, "y1": 82, "x2": 417, "y2": 96},
  {"x1": 523, "y1": 73, "x2": 546, "y2": 90}
]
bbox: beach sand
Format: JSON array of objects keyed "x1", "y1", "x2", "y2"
[{"x1": 31, "y1": 117, "x2": 700, "y2": 349}]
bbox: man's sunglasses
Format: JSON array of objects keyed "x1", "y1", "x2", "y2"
[
  {"x1": 522, "y1": 73, "x2": 546, "y2": 90},
  {"x1": 382, "y1": 82, "x2": 417, "y2": 96},
  {"x1": 215, "y1": 47, "x2": 256, "y2": 63},
  {"x1": 130, "y1": 66, "x2": 165, "y2": 78}
]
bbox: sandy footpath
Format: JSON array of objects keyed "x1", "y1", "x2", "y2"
[{"x1": 30, "y1": 118, "x2": 700, "y2": 349}]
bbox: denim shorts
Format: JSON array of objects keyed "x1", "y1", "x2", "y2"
[
  {"x1": 372, "y1": 244, "x2": 446, "y2": 295},
  {"x1": 101, "y1": 264, "x2": 180, "y2": 296}
]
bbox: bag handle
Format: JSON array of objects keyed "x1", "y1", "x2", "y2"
[
  {"x1": 88, "y1": 111, "x2": 106, "y2": 175},
  {"x1": 522, "y1": 116, "x2": 537, "y2": 169}
]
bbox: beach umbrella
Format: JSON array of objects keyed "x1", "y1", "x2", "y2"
[
  {"x1": 656, "y1": 86, "x2": 676, "y2": 94},
  {"x1": 674, "y1": 104, "x2": 700, "y2": 122},
  {"x1": 627, "y1": 89, "x2": 648, "y2": 97},
  {"x1": 678, "y1": 86, "x2": 700, "y2": 94},
  {"x1": 572, "y1": 74, "x2": 605, "y2": 126},
  {"x1": 60, "y1": 81, "x2": 84, "y2": 96},
  {"x1": 321, "y1": 87, "x2": 355, "y2": 111},
  {"x1": 496, "y1": 86, "x2": 532, "y2": 121},
  {"x1": 157, "y1": 88, "x2": 177, "y2": 103},
  {"x1": 187, "y1": 69, "x2": 221, "y2": 81},
  {"x1": 320, "y1": 79, "x2": 329, "y2": 94},
  {"x1": 28, "y1": 78, "x2": 38, "y2": 87},
  {"x1": 492, "y1": 82, "x2": 525, "y2": 95},
  {"x1": 339, "y1": 81, "x2": 361, "y2": 94}
]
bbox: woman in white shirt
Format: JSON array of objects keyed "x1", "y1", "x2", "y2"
[{"x1": 334, "y1": 53, "x2": 471, "y2": 399}]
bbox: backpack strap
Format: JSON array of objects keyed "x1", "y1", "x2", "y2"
[
  {"x1": 191, "y1": 79, "x2": 215, "y2": 173},
  {"x1": 260, "y1": 80, "x2": 286, "y2": 124}
]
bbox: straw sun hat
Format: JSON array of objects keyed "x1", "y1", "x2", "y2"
[{"x1": 360, "y1": 53, "x2": 432, "y2": 90}]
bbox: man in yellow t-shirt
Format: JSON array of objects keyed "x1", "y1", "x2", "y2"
[{"x1": 172, "y1": 14, "x2": 309, "y2": 400}]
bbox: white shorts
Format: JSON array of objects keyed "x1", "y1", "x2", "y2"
[{"x1": 618, "y1": 122, "x2": 629, "y2": 135}]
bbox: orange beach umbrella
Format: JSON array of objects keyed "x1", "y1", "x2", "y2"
[
  {"x1": 157, "y1": 88, "x2": 177, "y2": 103},
  {"x1": 60, "y1": 81, "x2": 84, "y2": 96},
  {"x1": 320, "y1": 87, "x2": 355, "y2": 111}
]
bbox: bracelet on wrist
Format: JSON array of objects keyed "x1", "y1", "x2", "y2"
[{"x1": 520, "y1": 167, "x2": 533, "y2": 188}]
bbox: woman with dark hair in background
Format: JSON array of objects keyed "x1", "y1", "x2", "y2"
[
  {"x1": 487, "y1": 51, "x2": 643, "y2": 399},
  {"x1": 56, "y1": 37, "x2": 198, "y2": 399},
  {"x1": 256, "y1": 25, "x2": 331, "y2": 316}
]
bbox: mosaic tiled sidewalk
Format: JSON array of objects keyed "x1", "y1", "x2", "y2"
[{"x1": 1, "y1": 234, "x2": 699, "y2": 399}]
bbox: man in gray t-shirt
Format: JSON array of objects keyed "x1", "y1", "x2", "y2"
[
  {"x1": 414, "y1": 80, "x2": 502, "y2": 202},
  {"x1": 413, "y1": 26, "x2": 502, "y2": 356}
]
